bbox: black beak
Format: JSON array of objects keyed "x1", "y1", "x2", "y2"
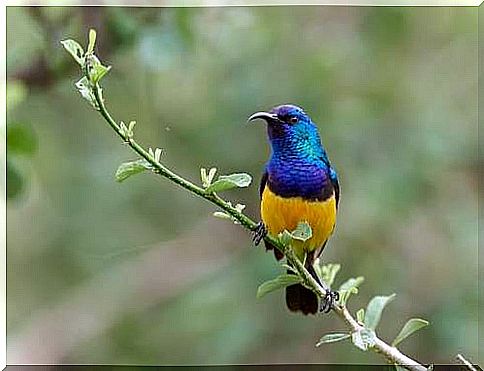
[{"x1": 247, "y1": 111, "x2": 279, "y2": 123}]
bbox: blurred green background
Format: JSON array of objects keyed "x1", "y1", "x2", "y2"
[{"x1": 5, "y1": 6, "x2": 480, "y2": 366}]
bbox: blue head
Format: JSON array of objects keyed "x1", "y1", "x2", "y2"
[
  {"x1": 248, "y1": 104, "x2": 333, "y2": 200},
  {"x1": 248, "y1": 104, "x2": 327, "y2": 162}
]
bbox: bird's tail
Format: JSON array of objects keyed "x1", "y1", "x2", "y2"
[{"x1": 285, "y1": 263, "x2": 320, "y2": 315}]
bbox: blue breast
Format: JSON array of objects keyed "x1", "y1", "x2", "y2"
[{"x1": 266, "y1": 156, "x2": 333, "y2": 201}]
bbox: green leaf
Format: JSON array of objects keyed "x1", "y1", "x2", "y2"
[
  {"x1": 205, "y1": 173, "x2": 252, "y2": 193},
  {"x1": 278, "y1": 230, "x2": 293, "y2": 247},
  {"x1": 87, "y1": 29, "x2": 97, "y2": 54},
  {"x1": 320, "y1": 263, "x2": 341, "y2": 287},
  {"x1": 75, "y1": 76, "x2": 97, "y2": 109},
  {"x1": 364, "y1": 293, "x2": 396, "y2": 330},
  {"x1": 207, "y1": 167, "x2": 217, "y2": 185},
  {"x1": 394, "y1": 365, "x2": 407, "y2": 371},
  {"x1": 290, "y1": 221, "x2": 312, "y2": 242},
  {"x1": 316, "y1": 333, "x2": 350, "y2": 346},
  {"x1": 356, "y1": 308, "x2": 365, "y2": 323},
  {"x1": 84, "y1": 54, "x2": 111, "y2": 84},
  {"x1": 392, "y1": 318, "x2": 429, "y2": 346},
  {"x1": 256, "y1": 274, "x2": 302, "y2": 299},
  {"x1": 337, "y1": 276, "x2": 364, "y2": 305},
  {"x1": 351, "y1": 328, "x2": 376, "y2": 351},
  {"x1": 61, "y1": 39, "x2": 85, "y2": 65},
  {"x1": 91, "y1": 63, "x2": 111, "y2": 84},
  {"x1": 115, "y1": 159, "x2": 151, "y2": 182}
]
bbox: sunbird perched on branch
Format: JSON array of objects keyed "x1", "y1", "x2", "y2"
[{"x1": 248, "y1": 104, "x2": 340, "y2": 315}]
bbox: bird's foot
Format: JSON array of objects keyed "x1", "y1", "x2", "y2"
[
  {"x1": 252, "y1": 221, "x2": 267, "y2": 246},
  {"x1": 320, "y1": 289, "x2": 340, "y2": 314}
]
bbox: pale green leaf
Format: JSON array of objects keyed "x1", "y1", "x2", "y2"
[
  {"x1": 356, "y1": 308, "x2": 365, "y2": 323},
  {"x1": 115, "y1": 159, "x2": 151, "y2": 182},
  {"x1": 351, "y1": 328, "x2": 376, "y2": 351},
  {"x1": 394, "y1": 365, "x2": 407, "y2": 371},
  {"x1": 61, "y1": 39, "x2": 84, "y2": 65},
  {"x1": 200, "y1": 168, "x2": 208, "y2": 187},
  {"x1": 92, "y1": 64, "x2": 111, "y2": 84},
  {"x1": 290, "y1": 221, "x2": 312, "y2": 241},
  {"x1": 392, "y1": 318, "x2": 429, "y2": 346},
  {"x1": 316, "y1": 333, "x2": 350, "y2": 346},
  {"x1": 337, "y1": 276, "x2": 364, "y2": 305},
  {"x1": 207, "y1": 167, "x2": 217, "y2": 184},
  {"x1": 234, "y1": 203, "x2": 246, "y2": 212},
  {"x1": 205, "y1": 173, "x2": 252, "y2": 193},
  {"x1": 75, "y1": 76, "x2": 97, "y2": 109},
  {"x1": 256, "y1": 274, "x2": 302, "y2": 299},
  {"x1": 213, "y1": 211, "x2": 232, "y2": 220},
  {"x1": 364, "y1": 293, "x2": 396, "y2": 330},
  {"x1": 87, "y1": 29, "x2": 97, "y2": 54},
  {"x1": 320, "y1": 263, "x2": 341, "y2": 287},
  {"x1": 278, "y1": 230, "x2": 293, "y2": 246}
]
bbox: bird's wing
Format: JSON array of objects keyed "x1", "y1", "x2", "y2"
[
  {"x1": 329, "y1": 167, "x2": 340, "y2": 208},
  {"x1": 259, "y1": 170, "x2": 268, "y2": 198}
]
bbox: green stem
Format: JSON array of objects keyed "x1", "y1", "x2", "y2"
[{"x1": 90, "y1": 81, "x2": 427, "y2": 371}]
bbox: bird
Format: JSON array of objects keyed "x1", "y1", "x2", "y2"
[{"x1": 248, "y1": 104, "x2": 340, "y2": 315}]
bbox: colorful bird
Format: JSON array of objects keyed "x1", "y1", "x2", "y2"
[{"x1": 248, "y1": 104, "x2": 340, "y2": 315}]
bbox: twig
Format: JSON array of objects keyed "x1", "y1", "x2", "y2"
[{"x1": 456, "y1": 353, "x2": 478, "y2": 371}]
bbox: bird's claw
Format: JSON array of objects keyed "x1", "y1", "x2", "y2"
[
  {"x1": 320, "y1": 289, "x2": 339, "y2": 314},
  {"x1": 252, "y1": 221, "x2": 267, "y2": 246}
]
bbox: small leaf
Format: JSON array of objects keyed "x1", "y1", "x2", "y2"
[
  {"x1": 87, "y1": 29, "x2": 96, "y2": 54},
  {"x1": 115, "y1": 159, "x2": 151, "y2": 182},
  {"x1": 84, "y1": 53, "x2": 111, "y2": 84},
  {"x1": 316, "y1": 333, "x2": 350, "y2": 346},
  {"x1": 364, "y1": 293, "x2": 396, "y2": 330},
  {"x1": 207, "y1": 167, "x2": 217, "y2": 184},
  {"x1": 392, "y1": 318, "x2": 429, "y2": 346},
  {"x1": 200, "y1": 168, "x2": 208, "y2": 187},
  {"x1": 128, "y1": 120, "x2": 136, "y2": 133},
  {"x1": 205, "y1": 173, "x2": 252, "y2": 193},
  {"x1": 351, "y1": 328, "x2": 376, "y2": 351},
  {"x1": 75, "y1": 76, "x2": 98, "y2": 109},
  {"x1": 290, "y1": 221, "x2": 312, "y2": 241},
  {"x1": 92, "y1": 64, "x2": 111, "y2": 83},
  {"x1": 234, "y1": 203, "x2": 246, "y2": 212},
  {"x1": 154, "y1": 148, "x2": 162, "y2": 162},
  {"x1": 278, "y1": 230, "x2": 293, "y2": 247},
  {"x1": 356, "y1": 308, "x2": 365, "y2": 323},
  {"x1": 281, "y1": 263, "x2": 297, "y2": 274},
  {"x1": 61, "y1": 39, "x2": 84, "y2": 65},
  {"x1": 320, "y1": 263, "x2": 341, "y2": 287},
  {"x1": 338, "y1": 276, "x2": 364, "y2": 305},
  {"x1": 213, "y1": 211, "x2": 232, "y2": 220},
  {"x1": 256, "y1": 274, "x2": 302, "y2": 299}
]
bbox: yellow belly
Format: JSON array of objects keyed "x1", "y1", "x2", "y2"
[{"x1": 261, "y1": 186, "x2": 336, "y2": 258}]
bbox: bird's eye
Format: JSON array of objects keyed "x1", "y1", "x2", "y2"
[{"x1": 289, "y1": 116, "x2": 298, "y2": 124}]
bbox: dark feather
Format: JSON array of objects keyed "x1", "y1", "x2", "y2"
[{"x1": 285, "y1": 252, "x2": 321, "y2": 315}]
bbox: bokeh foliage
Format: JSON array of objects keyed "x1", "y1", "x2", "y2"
[{"x1": 6, "y1": 6, "x2": 479, "y2": 365}]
